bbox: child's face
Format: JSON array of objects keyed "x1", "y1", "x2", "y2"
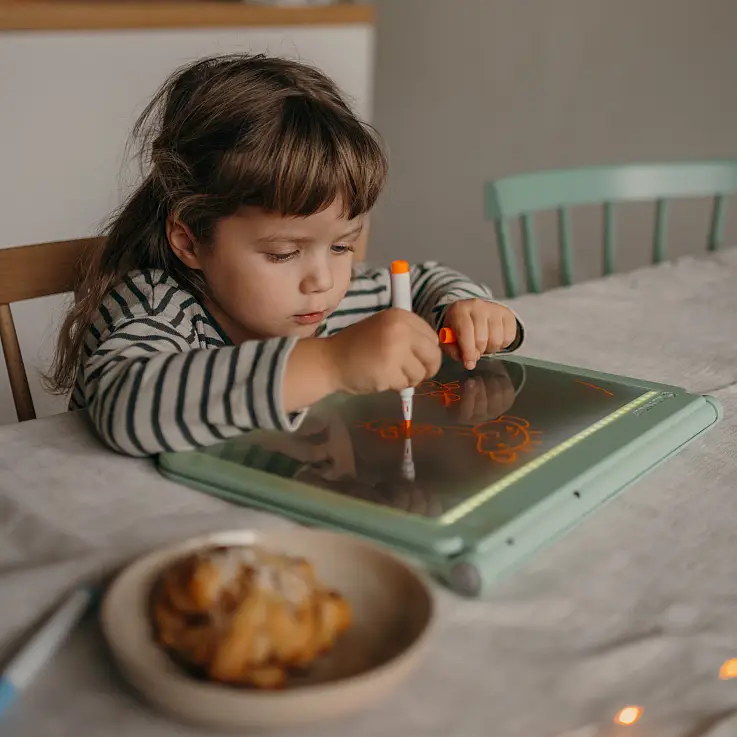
[{"x1": 178, "y1": 199, "x2": 363, "y2": 342}]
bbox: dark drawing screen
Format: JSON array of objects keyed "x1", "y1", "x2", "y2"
[{"x1": 203, "y1": 359, "x2": 647, "y2": 518}]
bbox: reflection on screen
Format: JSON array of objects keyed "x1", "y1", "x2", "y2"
[{"x1": 203, "y1": 359, "x2": 648, "y2": 520}]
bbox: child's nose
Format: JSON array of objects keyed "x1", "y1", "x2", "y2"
[{"x1": 301, "y1": 262, "x2": 334, "y2": 293}]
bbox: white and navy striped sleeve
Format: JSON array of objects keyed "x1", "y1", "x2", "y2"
[
  {"x1": 82, "y1": 280, "x2": 304, "y2": 457},
  {"x1": 326, "y1": 261, "x2": 524, "y2": 349}
]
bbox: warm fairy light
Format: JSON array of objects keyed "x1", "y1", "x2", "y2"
[
  {"x1": 613, "y1": 706, "x2": 643, "y2": 726},
  {"x1": 720, "y1": 658, "x2": 737, "y2": 679}
]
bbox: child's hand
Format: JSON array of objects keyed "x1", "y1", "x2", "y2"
[
  {"x1": 324, "y1": 308, "x2": 443, "y2": 395},
  {"x1": 442, "y1": 299, "x2": 518, "y2": 370}
]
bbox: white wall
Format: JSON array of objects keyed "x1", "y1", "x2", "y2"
[
  {"x1": 0, "y1": 24, "x2": 373, "y2": 425},
  {"x1": 370, "y1": 0, "x2": 737, "y2": 294}
]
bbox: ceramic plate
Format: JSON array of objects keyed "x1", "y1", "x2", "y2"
[{"x1": 100, "y1": 528, "x2": 434, "y2": 729}]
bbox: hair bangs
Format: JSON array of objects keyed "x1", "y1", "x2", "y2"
[{"x1": 221, "y1": 94, "x2": 388, "y2": 221}]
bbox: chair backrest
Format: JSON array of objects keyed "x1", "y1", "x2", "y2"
[
  {"x1": 0, "y1": 237, "x2": 103, "y2": 422},
  {"x1": 485, "y1": 160, "x2": 737, "y2": 297}
]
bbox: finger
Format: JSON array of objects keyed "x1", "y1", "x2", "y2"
[
  {"x1": 487, "y1": 316, "x2": 506, "y2": 354},
  {"x1": 405, "y1": 310, "x2": 442, "y2": 343},
  {"x1": 453, "y1": 311, "x2": 477, "y2": 369},
  {"x1": 402, "y1": 355, "x2": 432, "y2": 388},
  {"x1": 471, "y1": 311, "x2": 488, "y2": 358},
  {"x1": 502, "y1": 311, "x2": 518, "y2": 348},
  {"x1": 296, "y1": 416, "x2": 331, "y2": 444},
  {"x1": 412, "y1": 337, "x2": 443, "y2": 379},
  {"x1": 441, "y1": 343, "x2": 462, "y2": 363},
  {"x1": 297, "y1": 413, "x2": 329, "y2": 437}
]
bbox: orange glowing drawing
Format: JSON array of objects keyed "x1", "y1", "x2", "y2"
[
  {"x1": 575, "y1": 379, "x2": 614, "y2": 397},
  {"x1": 448, "y1": 416, "x2": 543, "y2": 463},
  {"x1": 357, "y1": 415, "x2": 542, "y2": 464},
  {"x1": 358, "y1": 419, "x2": 443, "y2": 441},
  {"x1": 414, "y1": 379, "x2": 462, "y2": 406}
]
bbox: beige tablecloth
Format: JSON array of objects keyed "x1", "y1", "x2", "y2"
[{"x1": 2, "y1": 250, "x2": 737, "y2": 737}]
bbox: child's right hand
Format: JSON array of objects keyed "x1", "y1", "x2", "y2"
[{"x1": 324, "y1": 308, "x2": 443, "y2": 395}]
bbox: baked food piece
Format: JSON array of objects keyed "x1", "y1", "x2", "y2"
[{"x1": 150, "y1": 545, "x2": 352, "y2": 688}]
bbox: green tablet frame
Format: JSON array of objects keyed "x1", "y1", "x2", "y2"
[{"x1": 158, "y1": 356, "x2": 721, "y2": 597}]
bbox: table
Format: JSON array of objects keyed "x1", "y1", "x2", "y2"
[{"x1": 2, "y1": 249, "x2": 737, "y2": 737}]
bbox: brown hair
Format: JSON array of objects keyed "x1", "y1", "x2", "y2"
[{"x1": 48, "y1": 53, "x2": 388, "y2": 393}]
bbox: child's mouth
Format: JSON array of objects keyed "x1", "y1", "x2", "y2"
[{"x1": 293, "y1": 311, "x2": 327, "y2": 325}]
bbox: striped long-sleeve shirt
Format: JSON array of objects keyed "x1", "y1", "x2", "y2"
[{"x1": 72, "y1": 262, "x2": 524, "y2": 456}]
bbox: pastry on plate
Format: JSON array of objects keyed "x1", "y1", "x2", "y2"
[{"x1": 150, "y1": 544, "x2": 352, "y2": 688}]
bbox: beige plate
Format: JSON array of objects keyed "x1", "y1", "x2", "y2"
[{"x1": 100, "y1": 528, "x2": 435, "y2": 730}]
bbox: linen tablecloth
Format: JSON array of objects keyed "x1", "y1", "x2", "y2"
[{"x1": 2, "y1": 249, "x2": 737, "y2": 737}]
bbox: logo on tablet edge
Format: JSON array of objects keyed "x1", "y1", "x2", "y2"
[{"x1": 632, "y1": 392, "x2": 675, "y2": 416}]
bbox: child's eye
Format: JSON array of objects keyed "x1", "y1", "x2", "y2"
[
  {"x1": 267, "y1": 251, "x2": 298, "y2": 263},
  {"x1": 331, "y1": 243, "x2": 353, "y2": 255}
]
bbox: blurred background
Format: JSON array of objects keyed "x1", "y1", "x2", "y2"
[{"x1": 0, "y1": 0, "x2": 736, "y2": 423}]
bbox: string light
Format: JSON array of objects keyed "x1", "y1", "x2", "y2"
[
  {"x1": 613, "y1": 705, "x2": 643, "y2": 726},
  {"x1": 719, "y1": 658, "x2": 737, "y2": 680}
]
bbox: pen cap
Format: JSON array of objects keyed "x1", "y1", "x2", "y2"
[
  {"x1": 439, "y1": 327, "x2": 457, "y2": 344},
  {"x1": 390, "y1": 260, "x2": 412, "y2": 312}
]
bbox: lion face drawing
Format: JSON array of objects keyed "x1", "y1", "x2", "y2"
[{"x1": 471, "y1": 416, "x2": 541, "y2": 463}]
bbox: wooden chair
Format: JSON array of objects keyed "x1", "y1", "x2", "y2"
[
  {"x1": 0, "y1": 237, "x2": 103, "y2": 422},
  {"x1": 485, "y1": 159, "x2": 737, "y2": 297}
]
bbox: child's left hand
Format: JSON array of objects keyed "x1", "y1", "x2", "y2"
[{"x1": 442, "y1": 299, "x2": 518, "y2": 370}]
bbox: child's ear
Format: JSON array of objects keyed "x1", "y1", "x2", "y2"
[{"x1": 166, "y1": 216, "x2": 202, "y2": 270}]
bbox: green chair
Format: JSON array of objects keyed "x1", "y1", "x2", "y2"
[{"x1": 484, "y1": 160, "x2": 737, "y2": 297}]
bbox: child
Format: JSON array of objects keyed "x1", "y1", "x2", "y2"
[{"x1": 49, "y1": 54, "x2": 524, "y2": 457}]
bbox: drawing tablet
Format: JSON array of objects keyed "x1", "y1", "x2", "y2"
[{"x1": 158, "y1": 356, "x2": 722, "y2": 596}]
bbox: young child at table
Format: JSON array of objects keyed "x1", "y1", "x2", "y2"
[{"x1": 48, "y1": 54, "x2": 524, "y2": 457}]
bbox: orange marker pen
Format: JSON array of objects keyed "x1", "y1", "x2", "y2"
[{"x1": 390, "y1": 260, "x2": 413, "y2": 431}]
